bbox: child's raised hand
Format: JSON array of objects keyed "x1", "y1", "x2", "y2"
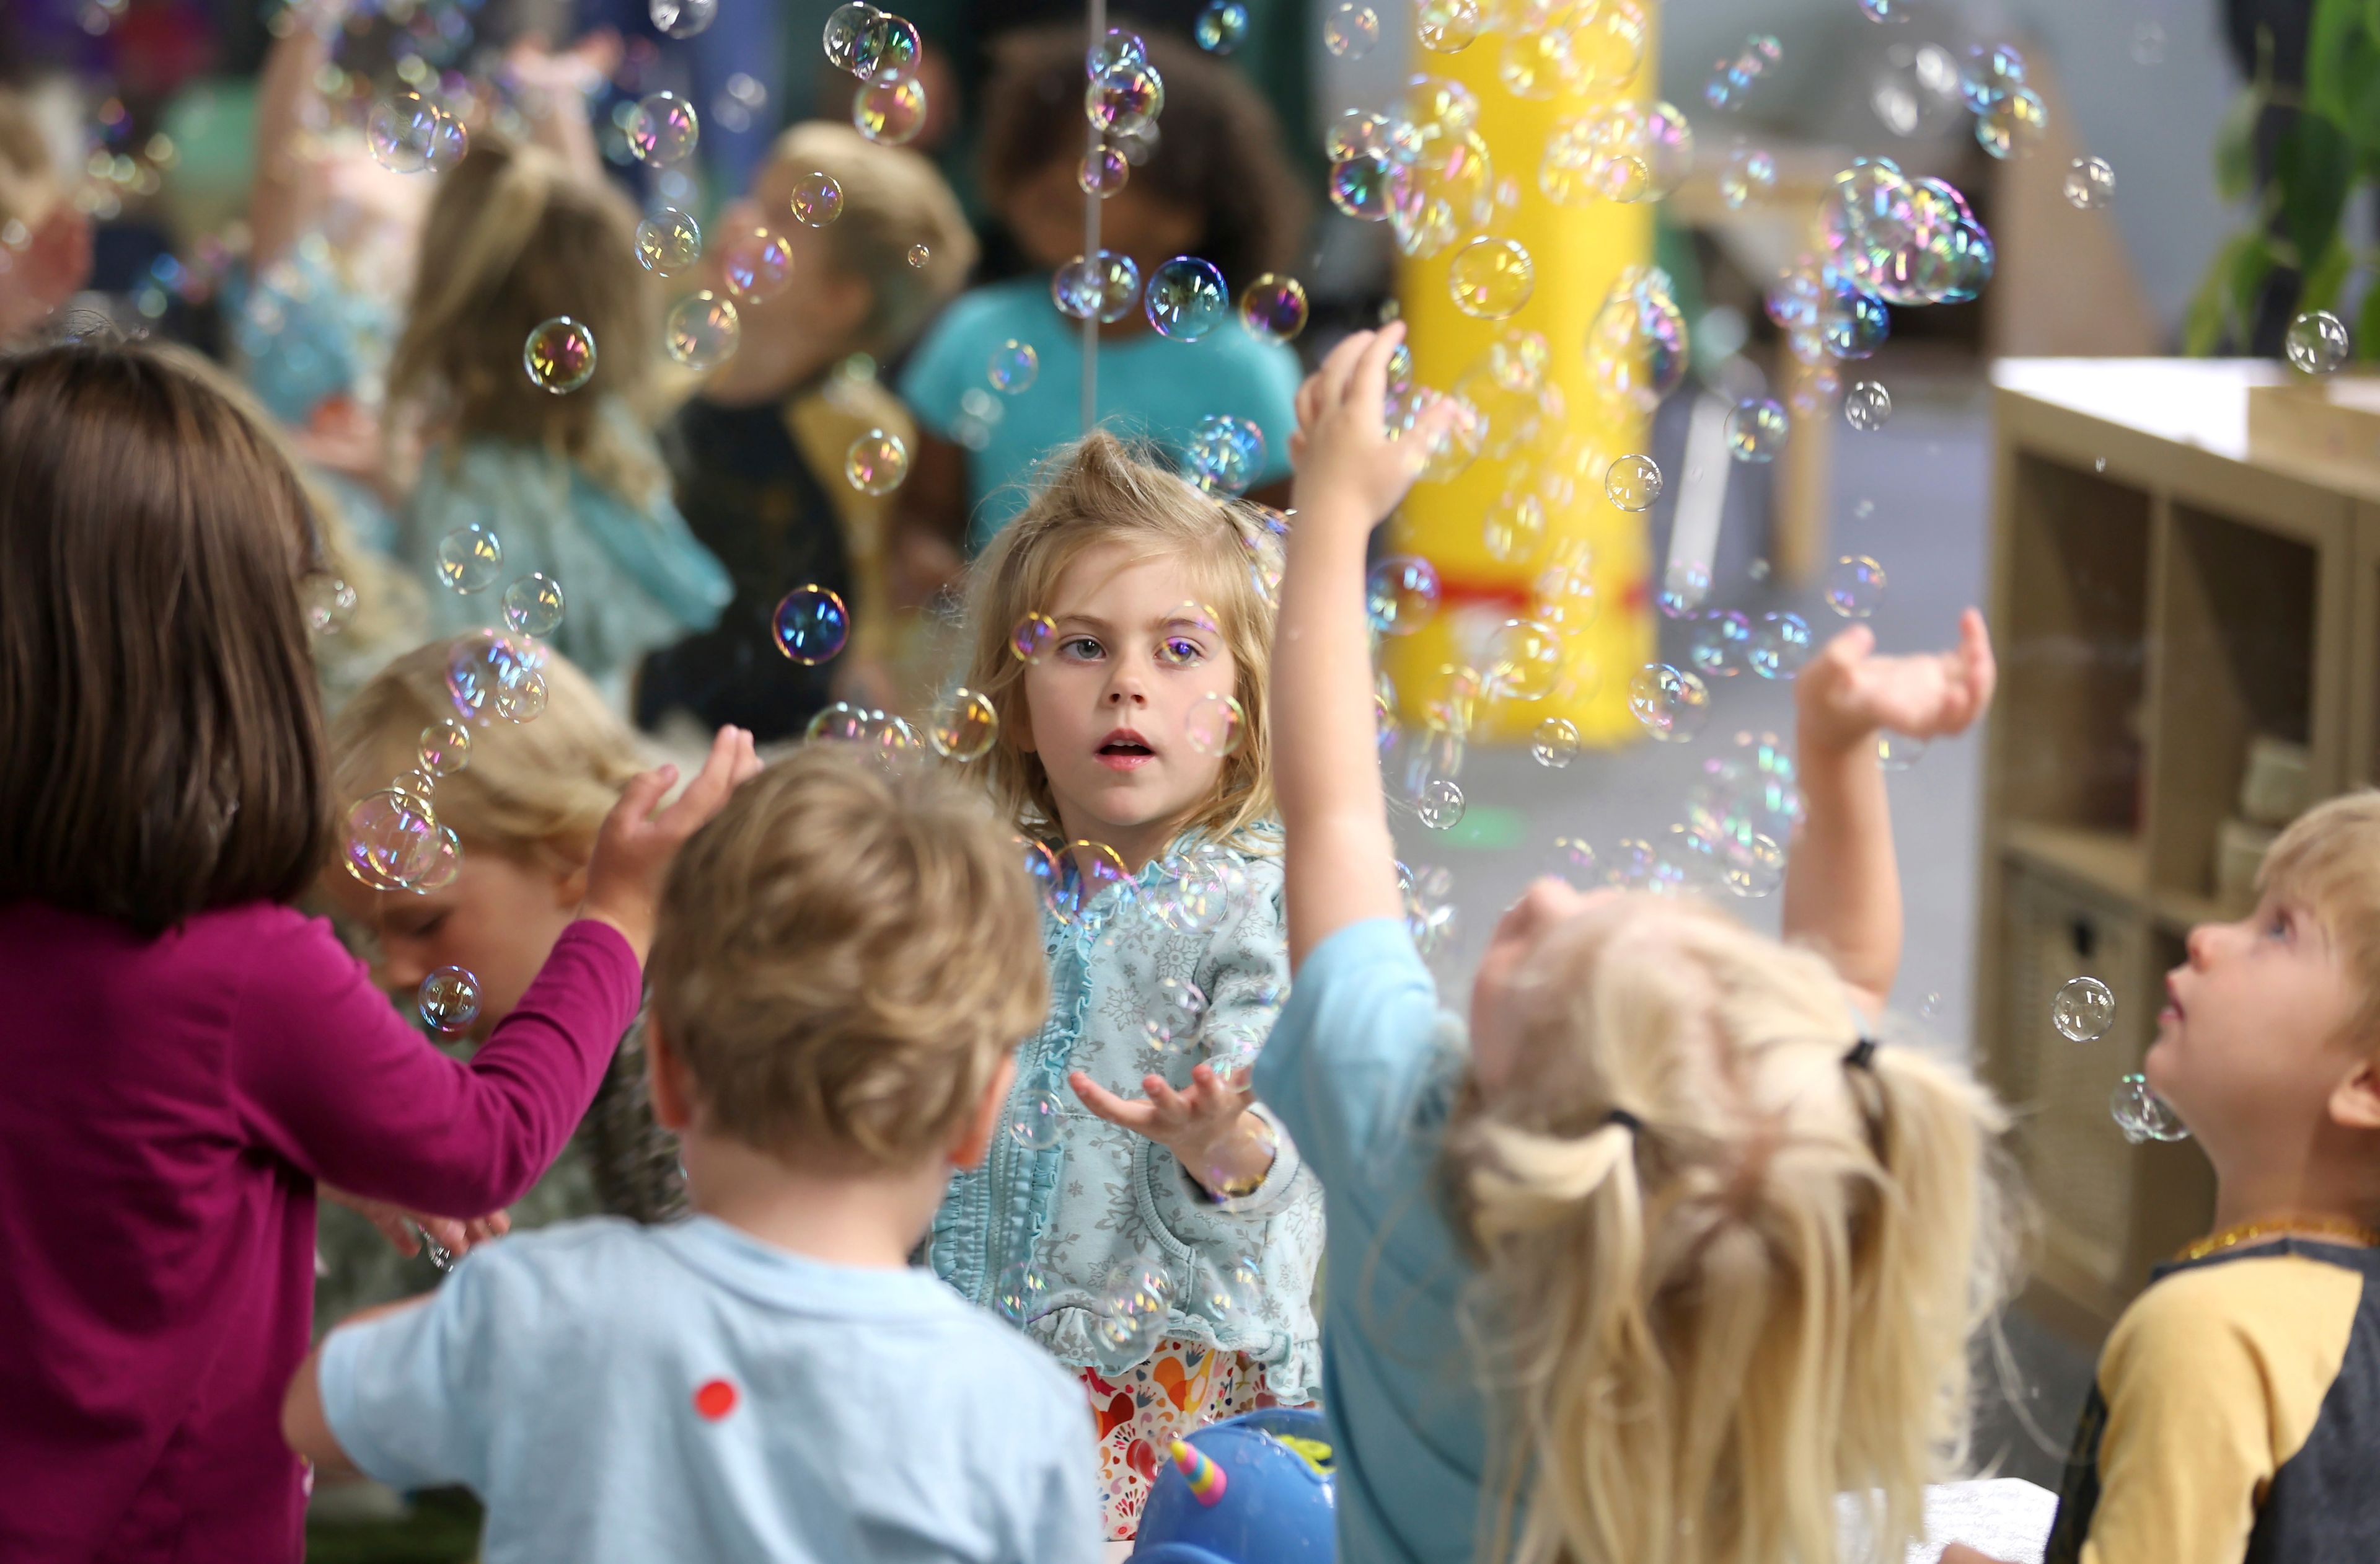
[
  {"x1": 1070, "y1": 1065, "x2": 1277, "y2": 1196},
  {"x1": 1288, "y1": 322, "x2": 1458, "y2": 532},
  {"x1": 1796, "y1": 607, "x2": 1996, "y2": 758},
  {"x1": 580, "y1": 725, "x2": 762, "y2": 960}
]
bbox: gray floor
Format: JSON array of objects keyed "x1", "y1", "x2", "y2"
[{"x1": 1384, "y1": 364, "x2": 2097, "y2": 1490}]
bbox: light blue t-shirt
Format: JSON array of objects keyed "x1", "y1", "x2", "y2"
[
  {"x1": 899, "y1": 277, "x2": 1303, "y2": 551},
  {"x1": 1252, "y1": 918, "x2": 1494, "y2": 1564},
  {"x1": 319, "y1": 1214, "x2": 1103, "y2": 1564}
]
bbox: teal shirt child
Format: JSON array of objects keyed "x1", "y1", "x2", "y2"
[
  {"x1": 1253, "y1": 916, "x2": 1494, "y2": 1564},
  {"x1": 899, "y1": 278, "x2": 1302, "y2": 552},
  {"x1": 927, "y1": 841, "x2": 1324, "y2": 1403}
]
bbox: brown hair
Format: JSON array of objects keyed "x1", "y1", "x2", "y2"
[
  {"x1": 386, "y1": 138, "x2": 664, "y2": 506},
  {"x1": 958, "y1": 430, "x2": 1280, "y2": 850},
  {"x1": 329, "y1": 637, "x2": 645, "y2": 874},
  {"x1": 979, "y1": 27, "x2": 1309, "y2": 287},
  {"x1": 2260, "y1": 789, "x2": 2380, "y2": 1048},
  {"x1": 0, "y1": 337, "x2": 330, "y2": 934},
  {"x1": 648, "y1": 746, "x2": 1049, "y2": 1170},
  {"x1": 762, "y1": 121, "x2": 977, "y2": 359}
]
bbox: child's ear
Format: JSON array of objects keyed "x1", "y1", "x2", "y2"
[
  {"x1": 646, "y1": 1022, "x2": 695, "y2": 1134},
  {"x1": 2328, "y1": 1050, "x2": 2380, "y2": 1133},
  {"x1": 949, "y1": 1054, "x2": 1018, "y2": 1170}
]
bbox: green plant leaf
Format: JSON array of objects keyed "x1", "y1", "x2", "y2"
[
  {"x1": 2358, "y1": 279, "x2": 2380, "y2": 361},
  {"x1": 2303, "y1": 236, "x2": 2353, "y2": 312},
  {"x1": 2276, "y1": 112, "x2": 2356, "y2": 267},
  {"x1": 2215, "y1": 87, "x2": 2264, "y2": 203},
  {"x1": 2187, "y1": 230, "x2": 2273, "y2": 355},
  {"x1": 2311, "y1": 0, "x2": 2368, "y2": 119}
]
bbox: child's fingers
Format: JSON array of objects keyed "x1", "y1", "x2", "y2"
[
  {"x1": 1142, "y1": 1075, "x2": 1192, "y2": 1120},
  {"x1": 606, "y1": 764, "x2": 678, "y2": 836},
  {"x1": 1310, "y1": 328, "x2": 1377, "y2": 412},
  {"x1": 1345, "y1": 320, "x2": 1408, "y2": 417},
  {"x1": 1294, "y1": 373, "x2": 1324, "y2": 433},
  {"x1": 1960, "y1": 607, "x2": 1998, "y2": 714},
  {"x1": 1069, "y1": 1071, "x2": 1159, "y2": 1131},
  {"x1": 662, "y1": 725, "x2": 755, "y2": 830}
]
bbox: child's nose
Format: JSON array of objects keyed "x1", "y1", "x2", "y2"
[{"x1": 2185, "y1": 920, "x2": 2229, "y2": 968}]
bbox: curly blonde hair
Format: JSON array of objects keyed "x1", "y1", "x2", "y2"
[
  {"x1": 1447, "y1": 895, "x2": 2018, "y2": 1564},
  {"x1": 958, "y1": 430, "x2": 1283, "y2": 852},
  {"x1": 647, "y1": 746, "x2": 1049, "y2": 1170}
]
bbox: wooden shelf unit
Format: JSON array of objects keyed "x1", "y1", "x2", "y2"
[{"x1": 1978, "y1": 361, "x2": 2371, "y2": 1343}]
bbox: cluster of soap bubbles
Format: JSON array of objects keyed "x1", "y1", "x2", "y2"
[
  {"x1": 1188, "y1": 413, "x2": 1266, "y2": 495},
  {"x1": 1537, "y1": 733, "x2": 1802, "y2": 901},
  {"x1": 824, "y1": 3, "x2": 928, "y2": 144},
  {"x1": 1703, "y1": 33, "x2": 1781, "y2": 113},
  {"x1": 366, "y1": 91, "x2": 467, "y2": 175},
  {"x1": 1195, "y1": 0, "x2": 1249, "y2": 54},
  {"x1": 1962, "y1": 43, "x2": 2047, "y2": 159},
  {"x1": 343, "y1": 704, "x2": 496, "y2": 900}
]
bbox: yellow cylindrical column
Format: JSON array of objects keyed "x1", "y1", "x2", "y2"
[{"x1": 1384, "y1": 32, "x2": 1657, "y2": 746}]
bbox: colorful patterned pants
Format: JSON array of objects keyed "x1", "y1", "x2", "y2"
[{"x1": 1078, "y1": 1339, "x2": 1302, "y2": 1540}]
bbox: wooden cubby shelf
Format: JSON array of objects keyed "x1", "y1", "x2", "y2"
[{"x1": 1980, "y1": 360, "x2": 2374, "y2": 1343}]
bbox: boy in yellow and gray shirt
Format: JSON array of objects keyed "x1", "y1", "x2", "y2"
[{"x1": 1949, "y1": 792, "x2": 2380, "y2": 1564}]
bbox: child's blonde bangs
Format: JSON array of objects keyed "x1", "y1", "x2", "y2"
[
  {"x1": 2259, "y1": 789, "x2": 2380, "y2": 1046},
  {"x1": 957, "y1": 431, "x2": 1280, "y2": 854}
]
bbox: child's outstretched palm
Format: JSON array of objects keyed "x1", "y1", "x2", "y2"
[
  {"x1": 1070, "y1": 1064, "x2": 1273, "y2": 1193},
  {"x1": 1796, "y1": 607, "x2": 1996, "y2": 756}
]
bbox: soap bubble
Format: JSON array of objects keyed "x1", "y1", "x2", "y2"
[
  {"x1": 930, "y1": 688, "x2": 999, "y2": 761},
  {"x1": 650, "y1": 0, "x2": 715, "y2": 37},
  {"x1": 1325, "y1": 3, "x2": 1380, "y2": 56},
  {"x1": 501, "y1": 573, "x2": 565, "y2": 637},
  {"x1": 1010, "y1": 612, "x2": 1057, "y2": 663},
  {"x1": 989, "y1": 340, "x2": 1039, "y2": 393},
  {"x1": 1196, "y1": 0, "x2": 1248, "y2": 52},
  {"x1": 1145, "y1": 256, "x2": 1230, "y2": 340},
  {"x1": 1092, "y1": 1263, "x2": 1176, "y2": 1368},
  {"x1": 1720, "y1": 145, "x2": 1776, "y2": 208},
  {"x1": 994, "y1": 1259, "x2": 1049, "y2": 1323},
  {"x1": 1088, "y1": 25, "x2": 1147, "y2": 74},
  {"x1": 1974, "y1": 87, "x2": 2047, "y2": 159},
  {"x1": 1417, "y1": 0, "x2": 1481, "y2": 51},
  {"x1": 2063, "y1": 156, "x2": 2115, "y2": 210},
  {"x1": 665, "y1": 291, "x2": 741, "y2": 369},
  {"x1": 1844, "y1": 379, "x2": 1892, "y2": 431},
  {"x1": 1821, "y1": 287, "x2": 1890, "y2": 360},
  {"x1": 853, "y1": 76, "x2": 927, "y2": 144},
  {"x1": 1086, "y1": 62, "x2": 1165, "y2": 136},
  {"x1": 806, "y1": 702, "x2": 868, "y2": 744},
  {"x1": 1052, "y1": 250, "x2": 1142, "y2": 323},
  {"x1": 410, "y1": 826, "x2": 462, "y2": 894},
  {"x1": 445, "y1": 630, "x2": 544, "y2": 722},
  {"x1": 1448, "y1": 237, "x2": 1534, "y2": 320},
  {"x1": 1541, "y1": 100, "x2": 1695, "y2": 206},
  {"x1": 1825, "y1": 555, "x2": 1887, "y2": 619},
  {"x1": 1238, "y1": 273, "x2": 1308, "y2": 342},
  {"x1": 1484, "y1": 490, "x2": 1546, "y2": 563},
  {"x1": 1725, "y1": 398, "x2": 1789, "y2": 462},
  {"x1": 1188, "y1": 413, "x2": 1264, "y2": 495},
  {"x1": 345, "y1": 790, "x2": 443, "y2": 890},
  {"x1": 774, "y1": 585, "x2": 850, "y2": 664},
  {"x1": 2053, "y1": 976, "x2": 2115, "y2": 1043},
  {"x1": 1704, "y1": 33, "x2": 1783, "y2": 112},
  {"x1": 1077, "y1": 144, "x2": 1129, "y2": 197},
  {"x1": 852, "y1": 11, "x2": 920, "y2": 82},
  {"x1": 1054, "y1": 841, "x2": 1133, "y2": 927},
  {"x1": 304, "y1": 577, "x2": 357, "y2": 634},
  {"x1": 1585, "y1": 266, "x2": 1688, "y2": 412},
  {"x1": 1656, "y1": 562, "x2": 1711, "y2": 619},
  {"x1": 790, "y1": 170, "x2": 844, "y2": 226},
  {"x1": 418, "y1": 720, "x2": 471, "y2": 777},
  {"x1": 1605, "y1": 453, "x2": 1662, "y2": 511},
  {"x1": 436, "y1": 524, "x2": 503, "y2": 594},
  {"x1": 1328, "y1": 153, "x2": 1407, "y2": 222},
  {"x1": 845, "y1": 429, "x2": 910, "y2": 495},
  {"x1": 1008, "y1": 1089, "x2": 1063, "y2": 1149},
  {"x1": 389, "y1": 767, "x2": 436, "y2": 812},
  {"x1": 1750, "y1": 612, "x2": 1812, "y2": 679},
  {"x1": 2287, "y1": 311, "x2": 2351, "y2": 375},
  {"x1": 907, "y1": 244, "x2": 930, "y2": 268},
  {"x1": 1546, "y1": 836, "x2": 1598, "y2": 886},
  {"x1": 1186, "y1": 692, "x2": 1245, "y2": 758},
  {"x1": 1532, "y1": 717, "x2": 1580, "y2": 767},
  {"x1": 418, "y1": 966, "x2": 481, "y2": 1033},
  {"x1": 1417, "y1": 777, "x2": 1465, "y2": 830},
  {"x1": 495, "y1": 669, "x2": 547, "y2": 723},
  {"x1": 1690, "y1": 610, "x2": 1752, "y2": 678},
  {"x1": 2110, "y1": 1072, "x2": 2188, "y2": 1143},
  {"x1": 1961, "y1": 43, "x2": 2029, "y2": 112},
  {"x1": 366, "y1": 93, "x2": 456, "y2": 174},
  {"x1": 1859, "y1": 0, "x2": 1905, "y2": 16},
  {"x1": 1877, "y1": 731, "x2": 1929, "y2": 771},
  {"x1": 1628, "y1": 663, "x2": 1711, "y2": 743},
  {"x1": 1366, "y1": 555, "x2": 1440, "y2": 635},
  {"x1": 822, "y1": 2, "x2": 876, "y2": 71},
  {"x1": 626, "y1": 92, "x2": 699, "y2": 165},
  {"x1": 635, "y1": 208, "x2": 702, "y2": 275},
  {"x1": 1722, "y1": 833, "x2": 1786, "y2": 898},
  {"x1": 1483, "y1": 617, "x2": 1564, "y2": 702},
  {"x1": 522, "y1": 317, "x2": 596, "y2": 394},
  {"x1": 720, "y1": 228, "x2": 794, "y2": 304},
  {"x1": 1328, "y1": 109, "x2": 1416, "y2": 165}
]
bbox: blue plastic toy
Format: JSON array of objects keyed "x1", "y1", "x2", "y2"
[{"x1": 1130, "y1": 1407, "x2": 1338, "y2": 1564}]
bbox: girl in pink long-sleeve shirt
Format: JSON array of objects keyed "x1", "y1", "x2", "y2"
[{"x1": 0, "y1": 339, "x2": 756, "y2": 1563}]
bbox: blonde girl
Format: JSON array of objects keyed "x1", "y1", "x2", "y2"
[
  {"x1": 1259, "y1": 323, "x2": 2017, "y2": 1564},
  {"x1": 925, "y1": 431, "x2": 1322, "y2": 1540},
  {"x1": 387, "y1": 139, "x2": 728, "y2": 704},
  {"x1": 317, "y1": 638, "x2": 696, "y2": 1323}
]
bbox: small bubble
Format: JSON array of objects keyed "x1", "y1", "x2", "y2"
[
  {"x1": 522, "y1": 317, "x2": 596, "y2": 394},
  {"x1": 1185, "y1": 692, "x2": 1245, "y2": 758},
  {"x1": 501, "y1": 573, "x2": 565, "y2": 638},
  {"x1": 1844, "y1": 379, "x2": 1892, "y2": 432},
  {"x1": 930, "y1": 688, "x2": 999, "y2": 761},
  {"x1": 844, "y1": 429, "x2": 910, "y2": 495},
  {"x1": 2287, "y1": 311, "x2": 2351, "y2": 376},
  {"x1": 2110, "y1": 1072, "x2": 2188, "y2": 1142},
  {"x1": 1237, "y1": 273, "x2": 1308, "y2": 342},
  {"x1": 2053, "y1": 976, "x2": 2115, "y2": 1043},
  {"x1": 1531, "y1": 717, "x2": 1579, "y2": 767},
  {"x1": 853, "y1": 76, "x2": 927, "y2": 145},
  {"x1": 1324, "y1": 2, "x2": 1380, "y2": 57},
  {"x1": 1145, "y1": 256, "x2": 1230, "y2": 341},
  {"x1": 2062, "y1": 156, "x2": 2115, "y2": 211},
  {"x1": 1627, "y1": 663, "x2": 1711, "y2": 743},
  {"x1": 304, "y1": 576, "x2": 357, "y2": 634},
  {"x1": 418, "y1": 966, "x2": 482, "y2": 1033},
  {"x1": 1195, "y1": 0, "x2": 1249, "y2": 52},
  {"x1": 1823, "y1": 555, "x2": 1887, "y2": 619},
  {"x1": 906, "y1": 243, "x2": 930, "y2": 268},
  {"x1": 1416, "y1": 777, "x2": 1465, "y2": 831},
  {"x1": 1447, "y1": 236, "x2": 1534, "y2": 320},
  {"x1": 418, "y1": 720, "x2": 471, "y2": 777},
  {"x1": 1416, "y1": 0, "x2": 1481, "y2": 52},
  {"x1": 718, "y1": 228, "x2": 793, "y2": 304},
  {"x1": 989, "y1": 339, "x2": 1039, "y2": 394},
  {"x1": 650, "y1": 0, "x2": 716, "y2": 37},
  {"x1": 625, "y1": 91, "x2": 699, "y2": 166},
  {"x1": 994, "y1": 1259, "x2": 1049, "y2": 1323},
  {"x1": 1724, "y1": 397, "x2": 1789, "y2": 462},
  {"x1": 773, "y1": 585, "x2": 850, "y2": 665},
  {"x1": 1010, "y1": 612, "x2": 1057, "y2": 663},
  {"x1": 437, "y1": 527, "x2": 505, "y2": 596},
  {"x1": 634, "y1": 207, "x2": 702, "y2": 275},
  {"x1": 1008, "y1": 1089, "x2": 1063, "y2": 1150},
  {"x1": 1365, "y1": 555, "x2": 1440, "y2": 636},
  {"x1": 1605, "y1": 453, "x2": 1663, "y2": 511},
  {"x1": 666, "y1": 291, "x2": 741, "y2": 371},
  {"x1": 790, "y1": 170, "x2": 844, "y2": 226}
]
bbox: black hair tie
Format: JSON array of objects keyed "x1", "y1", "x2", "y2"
[
  {"x1": 1604, "y1": 1107, "x2": 1644, "y2": 1134},
  {"x1": 1843, "y1": 1038, "x2": 1879, "y2": 1071}
]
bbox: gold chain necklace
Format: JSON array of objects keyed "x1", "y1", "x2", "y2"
[{"x1": 2176, "y1": 1215, "x2": 2380, "y2": 1263}]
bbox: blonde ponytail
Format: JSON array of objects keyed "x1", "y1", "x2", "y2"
[{"x1": 1447, "y1": 897, "x2": 2016, "y2": 1564}]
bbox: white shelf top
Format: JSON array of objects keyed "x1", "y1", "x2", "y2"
[{"x1": 1990, "y1": 358, "x2": 2289, "y2": 462}]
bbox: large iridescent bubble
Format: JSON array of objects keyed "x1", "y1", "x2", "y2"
[{"x1": 1585, "y1": 265, "x2": 1688, "y2": 413}]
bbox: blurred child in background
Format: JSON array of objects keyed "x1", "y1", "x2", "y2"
[
  {"x1": 636, "y1": 120, "x2": 976, "y2": 742},
  {"x1": 0, "y1": 85, "x2": 92, "y2": 342},
  {"x1": 387, "y1": 138, "x2": 729, "y2": 706},
  {"x1": 893, "y1": 27, "x2": 1307, "y2": 572}
]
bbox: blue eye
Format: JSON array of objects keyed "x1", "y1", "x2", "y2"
[
  {"x1": 1059, "y1": 636, "x2": 1103, "y2": 661},
  {"x1": 1158, "y1": 637, "x2": 1203, "y2": 667}
]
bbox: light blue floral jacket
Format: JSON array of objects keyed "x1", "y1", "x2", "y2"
[{"x1": 926, "y1": 841, "x2": 1324, "y2": 1402}]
